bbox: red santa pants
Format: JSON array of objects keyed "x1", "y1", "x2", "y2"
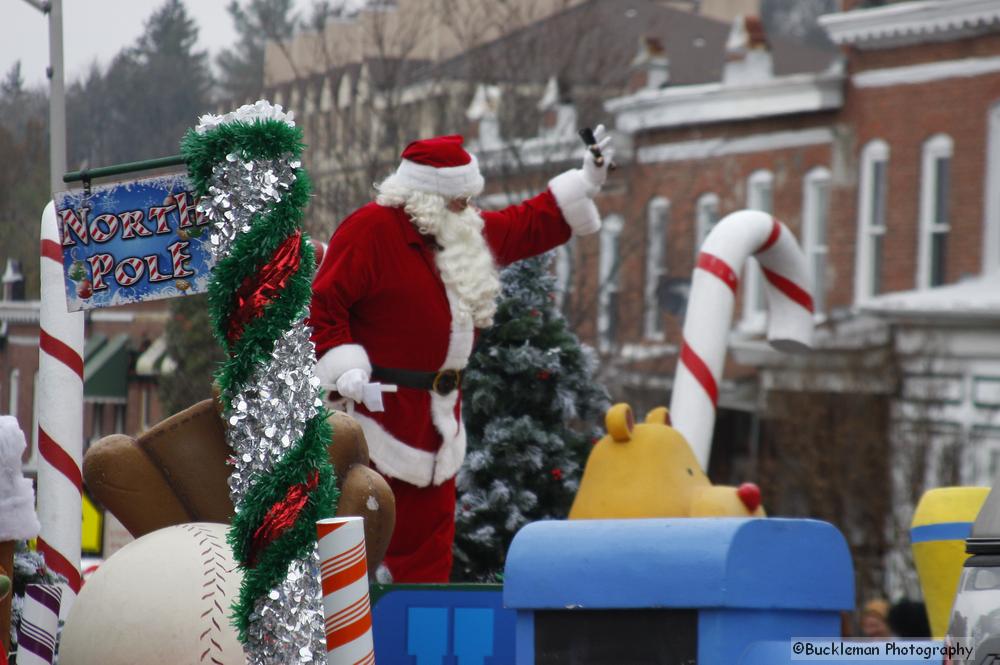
[{"x1": 380, "y1": 473, "x2": 456, "y2": 583}]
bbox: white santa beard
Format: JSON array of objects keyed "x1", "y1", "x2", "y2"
[
  {"x1": 376, "y1": 183, "x2": 500, "y2": 328},
  {"x1": 430, "y1": 207, "x2": 500, "y2": 328}
]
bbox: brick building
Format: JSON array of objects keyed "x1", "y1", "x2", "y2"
[
  {"x1": 5, "y1": 0, "x2": 1000, "y2": 594},
  {"x1": 255, "y1": 0, "x2": 1000, "y2": 595}
]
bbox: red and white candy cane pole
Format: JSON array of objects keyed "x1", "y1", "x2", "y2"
[
  {"x1": 670, "y1": 210, "x2": 814, "y2": 469},
  {"x1": 36, "y1": 202, "x2": 84, "y2": 603},
  {"x1": 317, "y1": 517, "x2": 375, "y2": 665}
]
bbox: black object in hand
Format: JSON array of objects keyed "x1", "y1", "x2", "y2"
[{"x1": 578, "y1": 128, "x2": 604, "y2": 166}]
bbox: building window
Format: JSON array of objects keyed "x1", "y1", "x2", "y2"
[
  {"x1": 91, "y1": 403, "x2": 104, "y2": 443},
  {"x1": 695, "y1": 192, "x2": 720, "y2": 255},
  {"x1": 985, "y1": 103, "x2": 1000, "y2": 274},
  {"x1": 919, "y1": 134, "x2": 953, "y2": 289},
  {"x1": 743, "y1": 170, "x2": 773, "y2": 328},
  {"x1": 29, "y1": 371, "x2": 38, "y2": 469},
  {"x1": 114, "y1": 404, "x2": 126, "y2": 435},
  {"x1": 8, "y1": 368, "x2": 18, "y2": 416},
  {"x1": 141, "y1": 386, "x2": 152, "y2": 432},
  {"x1": 554, "y1": 242, "x2": 573, "y2": 311},
  {"x1": 803, "y1": 167, "x2": 832, "y2": 315},
  {"x1": 645, "y1": 197, "x2": 669, "y2": 340},
  {"x1": 598, "y1": 215, "x2": 624, "y2": 353},
  {"x1": 855, "y1": 139, "x2": 889, "y2": 302}
]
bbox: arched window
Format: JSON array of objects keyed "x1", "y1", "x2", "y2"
[
  {"x1": 803, "y1": 167, "x2": 832, "y2": 315},
  {"x1": 984, "y1": 103, "x2": 1000, "y2": 273},
  {"x1": 918, "y1": 133, "x2": 953, "y2": 288},
  {"x1": 855, "y1": 139, "x2": 889, "y2": 301},
  {"x1": 695, "y1": 193, "x2": 719, "y2": 256},
  {"x1": 743, "y1": 170, "x2": 773, "y2": 328},
  {"x1": 554, "y1": 241, "x2": 573, "y2": 310},
  {"x1": 598, "y1": 215, "x2": 625, "y2": 352},
  {"x1": 645, "y1": 197, "x2": 669, "y2": 340},
  {"x1": 7, "y1": 368, "x2": 19, "y2": 417}
]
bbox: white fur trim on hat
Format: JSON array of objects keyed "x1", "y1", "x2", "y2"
[
  {"x1": 314, "y1": 344, "x2": 372, "y2": 385},
  {"x1": 393, "y1": 154, "x2": 485, "y2": 199},
  {"x1": 548, "y1": 169, "x2": 602, "y2": 236}
]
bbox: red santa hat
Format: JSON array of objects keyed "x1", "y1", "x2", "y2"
[{"x1": 391, "y1": 135, "x2": 485, "y2": 199}]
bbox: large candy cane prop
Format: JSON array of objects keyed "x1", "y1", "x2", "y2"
[
  {"x1": 317, "y1": 517, "x2": 374, "y2": 665},
  {"x1": 36, "y1": 202, "x2": 85, "y2": 601},
  {"x1": 671, "y1": 210, "x2": 814, "y2": 468}
]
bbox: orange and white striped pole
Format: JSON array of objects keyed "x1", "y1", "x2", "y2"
[
  {"x1": 36, "y1": 202, "x2": 84, "y2": 603},
  {"x1": 317, "y1": 517, "x2": 375, "y2": 665},
  {"x1": 671, "y1": 209, "x2": 814, "y2": 469}
]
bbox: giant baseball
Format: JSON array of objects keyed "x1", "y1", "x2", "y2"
[{"x1": 59, "y1": 523, "x2": 246, "y2": 664}]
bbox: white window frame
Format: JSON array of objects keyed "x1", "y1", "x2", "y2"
[
  {"x1": 742, "y1": 170, "x2": 773, "y2": 330},
  {"x1": 855, "y1": 139, "x2": 890, "y2": 302},
  {"x1": 695, "y1": 192, "x2": 720, "y2": 256},
  {"x1": 28, "y1": 370, "x2": 38, "y2": 471},
  {"x1": 802, "y1": 167, "x2": 832, "y2": 316},
  {"x1": 970, "y1": 426, "x2": 1000, "y2": 487},
  {"x1": 598, "y1": 215, "x2": 625, "y2": 353},
  {"x1": 91, "y1": 402, "x2": 104, "y2": 443},
  {"x1": 8, "y1": 368, "x2": 18, "y2": 417},
  {"x1": 918, "y1": 134, "x2": 954, "y2": 289},
  {"x1": 644, "y1": 197, "x2": 669, "y2": 341},
  {"x1": 984, "y1": 103, "x2": 1000, "y2": 274},
  {"x1": 554, "y1": 241, "x2": 573, "y2": 311}
]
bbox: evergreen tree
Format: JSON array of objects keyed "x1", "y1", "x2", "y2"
[
  {"x1": 68, "y1": 0, "x2": 212, "y2": 166},
  {"x1": 159, "y1": 293, "x2": 225, "y2": 416},
  {"x1": 453, "y1": 253, "x2": 609, "y2": 581},
  {"x1": 217, "y1": 0, "x2": 300, "y2": 103}
]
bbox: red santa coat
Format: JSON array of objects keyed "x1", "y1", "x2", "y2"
[
  {"x1": 309, "y1": 174, "x2": 600, "y2": 581},
  {"x1": 310, "y1": 190, "x2": 585, "y2": 483}
]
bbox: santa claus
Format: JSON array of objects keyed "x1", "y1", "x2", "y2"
[{"x1": 309, "y1": 129, "x2": 612, "y2": 582}]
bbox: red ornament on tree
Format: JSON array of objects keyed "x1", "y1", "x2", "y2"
[
  {"x1": 537, "y1": 370, "x2": 551, "y2": 380},
  {"x1": 550, "y1": 468, "x2": 563, "y2": 480},
  {"x1": 530, "y1": 308, "x2": 540, "y2": 318}
]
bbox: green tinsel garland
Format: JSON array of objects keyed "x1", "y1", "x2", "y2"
[{"x1": 182, "y1": 118, "x2": 338, "y2": 640}]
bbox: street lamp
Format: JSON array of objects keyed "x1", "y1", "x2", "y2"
[{"x1": 19, "y1": 0, "x2": 65, "y2": 198}]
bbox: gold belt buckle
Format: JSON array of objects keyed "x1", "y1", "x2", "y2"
[{"x1": 432, "y1": 369, "x2": 461, "y2": 396}]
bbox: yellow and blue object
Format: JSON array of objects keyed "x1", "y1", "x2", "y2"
[{"x1": 910, "y1": 486, "x2": 989, "y2": 638}]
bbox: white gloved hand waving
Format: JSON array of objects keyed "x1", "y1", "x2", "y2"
[
  {"x1": 581, "y1": 124, "x2": 614, "y2": 192},
  {"x1": 335, "y1": 367, "x2": 369, "y2": 403}
]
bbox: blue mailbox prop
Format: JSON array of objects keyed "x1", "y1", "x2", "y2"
[{"x1": 503, "y1": 518, "x2": 855, "y2": 665}]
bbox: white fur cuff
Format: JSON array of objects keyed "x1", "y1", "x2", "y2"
[
  {"x1": 548, "y1": 169, "x2": 602, "y2": 236},
  {"x1": 314, "y1": 344, "x2": 372, "y2": 385},
  {"x1": 0, "y1": 486, "x2": 41, "y2": 541}
]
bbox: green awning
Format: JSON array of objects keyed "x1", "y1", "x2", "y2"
[
  {"x1": 134, "y1": 335, "x2": 175, "y2": 377},
  {"x1": 84, "y1": 333, "x2": 130, "y2": 403}
]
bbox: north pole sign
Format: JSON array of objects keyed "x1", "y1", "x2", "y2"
[{"x1": 54, "y1": 173, "x2": 214, "y2": 311}]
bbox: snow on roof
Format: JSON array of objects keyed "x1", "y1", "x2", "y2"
[{"x1": 861, "y1": 271, "x2": 1000, "y2": 321}]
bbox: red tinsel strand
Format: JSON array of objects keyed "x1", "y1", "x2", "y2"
[
  {"x1": 248, "y1": 469, "x2": 320, "y2": 567},
  {"x1": 227, "y1": 231, "x2": 303, "y2": 345}
]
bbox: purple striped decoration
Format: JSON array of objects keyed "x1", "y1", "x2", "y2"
[{"x1": 16, "y1": 584, "x2": 62, "y2": 665}]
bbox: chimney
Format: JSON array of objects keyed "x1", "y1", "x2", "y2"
[
  {"x1": 723, "y1": 15, "x2": 773, "y2": 85},
  {"x1": 629, "y1": 36, "x2": 671, "y2": 92},
  {"x1": 2, "y1": 259, "x2": 24, "y2": 301}
]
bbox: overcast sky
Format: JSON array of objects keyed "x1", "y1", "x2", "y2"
[{"x1": 2, "y1": 0, "x2": 313, "y2": 89}]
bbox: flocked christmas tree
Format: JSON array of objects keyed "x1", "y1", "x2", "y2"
[{"x1": 454, "y1": 252, "x2": 609, "y2": 581}]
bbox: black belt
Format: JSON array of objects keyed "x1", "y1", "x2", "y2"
[{"x1": 371, "y1": 365, "x2": 462, "y2": 396}]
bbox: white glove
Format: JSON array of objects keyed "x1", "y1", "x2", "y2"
[
  {"x1": 581, "y1": 124, "x2": 614, "y2": 192},
  {"x1": 335, "y1": 368, "x2": 369, "y2": 403}
]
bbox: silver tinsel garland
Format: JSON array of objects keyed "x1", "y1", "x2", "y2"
[{"x1": 197, "y1": 150, "x2": 327, "y2": 664}]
